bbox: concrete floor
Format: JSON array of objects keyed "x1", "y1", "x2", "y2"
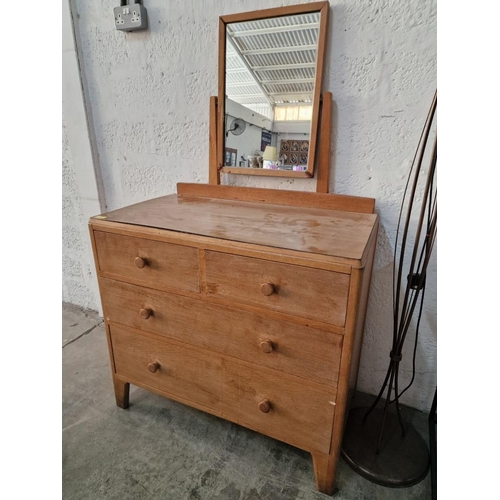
[{"x1": 62, "y1": 303, "x2": 432, "y2": 500}]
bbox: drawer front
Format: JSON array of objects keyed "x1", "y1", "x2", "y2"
[
  {"x1": 93, "y1": 231, "x2": 199, "y2": 293},
  {"x1": 111, "y1": 325, "x2": 336, "y2": 453},
  {"x1": 101, "y1": 278, "x2": 343, "y2": 386},
  {"x1": 205, "y1": 251, "x2": 350, "y2": 326}
]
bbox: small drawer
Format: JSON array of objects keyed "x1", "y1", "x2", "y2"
[
  {"x1": 93, "y1": 231, "x2": 199, "y2": 293},
  {"x1": 205, "y1": 251, "x2": 350, "y2": 326},
  {"x1": 101, "y1": 278, "x2": 343, "y2": 386},
  {"x1": 111, "y1": 325, "x2": 336, "y2": 453}
]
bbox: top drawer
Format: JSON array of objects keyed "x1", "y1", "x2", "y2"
[
  {"x1": 205, "y1": 251, "x2": 350, "y2": 326},
  {"x1": 93, "y1": 231, "x2": 200, "y2": 293}
]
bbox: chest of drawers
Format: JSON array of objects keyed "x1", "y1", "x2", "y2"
[{"x1": 89, "y1": 182, "x2": 378, "y2": 494}]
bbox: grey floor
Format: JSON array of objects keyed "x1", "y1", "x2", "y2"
[{"x1": 62, "y1": 303, "x2": 432, "y2": 500}]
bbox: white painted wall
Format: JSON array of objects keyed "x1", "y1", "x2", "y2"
[{"x1": 63, "y1": 0, "x2": 436, "y2": 410}]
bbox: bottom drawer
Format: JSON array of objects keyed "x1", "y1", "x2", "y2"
[{"x1": 110, "y1": 324, "x2": 336, "y2": 454}]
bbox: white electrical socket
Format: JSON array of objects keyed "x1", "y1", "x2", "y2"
[{"x1": 114, "y1": 2, "x2": 148, "y2": 32}]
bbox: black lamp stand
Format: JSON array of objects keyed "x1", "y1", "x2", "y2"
[{"x1": 341, "y1": 91, "x2": 437, "y2": 487}]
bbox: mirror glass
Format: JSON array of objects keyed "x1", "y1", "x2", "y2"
[{"x1": 224, "y1": 12, "x2": 320, "y2": 172}]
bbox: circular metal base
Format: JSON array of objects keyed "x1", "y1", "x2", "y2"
[{"x1": 341, "y1": 407, "x2": 430, "y2": 488}]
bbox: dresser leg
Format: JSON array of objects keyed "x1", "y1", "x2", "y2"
[
  {"x1": 113, "y1": 378, "x2": 130, "y2": 409},
  {"x1": 312, "y1": 451, "x2": 336, "y2": 495}
]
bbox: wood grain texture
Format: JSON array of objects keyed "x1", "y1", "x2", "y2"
[
  {"x1": 219, "y1": 167, "x2": 310, "y2": 178},
  {"x1": 306, "y1": 2, "x2": 329, "y2": 177},
  {"x1": 348, "y1": 221, "x2": 379, "y2": 393},
  {"x1": 90, "y1": 218, "x2": 354, "y2": 273},
  {"x1": 93, "y1": 194, "x2": 377, "y2": 262},
  {"x1": 311, "y1": 225, "x2": 377, "y2": 494},
  {"x1": 100, "y1": 278, "x2": 343, "y2": 386},
  {"x1": 89, "y1": 181, "x2": 379, "y2": 495},
  {"x1": 315, "y1": 92, "x2": 332, "y2": 193},
  {"x1": 113, "y1": 379, "x2": 130, "y2": 409},
  {"x1": 205, "y1": 251, "x2": 350, "y2": 326},
  {"x1": 111, "y1": 324, "x2": 337, "y2": 454},
  {"x1": 177, "y1": 183, "x2": 375, "y2": 214},
  {"x1": 316, "y1": 261, "x2": 366, "y2": 493},
  {"x1": 312, "y1": 451, "x2": 336, "y2": 495},
  {"x1": 217, "y1": 18, "x2": 225, "y2": 172},
  {"x1": 93, "y1": 230, "x2": 200, "y2": 293},
  {"x1": 219, "y1": 2, "x2": 329, "y2": 24},
  {"x1": 209, "y1": 96, "x2": 220, "y2": 184},
  {"x1": 218, "y1": 2, "x2": 328, "y2": 179}
]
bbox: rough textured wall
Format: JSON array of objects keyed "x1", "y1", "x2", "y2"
[
  {"x1": 62, "y1": 114, "x2": 99, "y2": 309},
  {"x1": 67, "y1": 0, "x2": 436, "y2": 410}
]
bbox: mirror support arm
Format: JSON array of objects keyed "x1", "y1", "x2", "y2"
[{"x1": 209, "y1": 91, "x2": 332, "y2": 192}]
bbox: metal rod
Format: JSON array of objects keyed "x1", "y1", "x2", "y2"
[{"x1": 376, "y1": 366, "x2": 397, "y2": 454}]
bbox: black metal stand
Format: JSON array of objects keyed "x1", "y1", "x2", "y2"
[
  {"x1": 429, "y1": 389, "x2": 437, "y2": 499},
  {"x1": 341, "y1": 91, "x2": 437, "y2": 488},
  {"x1": 342, "y1": 408, "x2": 429, "y2": 487}
]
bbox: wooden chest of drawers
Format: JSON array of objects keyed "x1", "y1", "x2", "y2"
[{"x1": 89, "y1": 183, "x2": 378, "y2": 494}]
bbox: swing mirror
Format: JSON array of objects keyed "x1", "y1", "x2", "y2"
[{"x1": 218, "y1": 2, "x2": 329, "y2": 178}]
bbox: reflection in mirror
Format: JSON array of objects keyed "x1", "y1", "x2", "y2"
[{"x1": 224, "y1": 12, "x2": 320, "y2": 172}]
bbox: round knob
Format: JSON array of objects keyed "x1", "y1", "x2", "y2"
[
  {"x1": 258, "y1": 399, "x2": 272, "y2": 413},
  {"x1": 260, "y1": 283, "x2": 275, "y2": 296},
  {"x1": 259, "y1": 340, "x2": 273, "y2": 354},
  {"x1": 135, "y1": 257, "x2": 147, "y2": 268},
  {"x1": 148, "y1": 361, "x2": 160, "y2": 373},
  {"x1": 140, "y1": 308, "x2": 152, "y2": 319}
]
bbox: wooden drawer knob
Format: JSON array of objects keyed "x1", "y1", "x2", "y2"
[
  {"x1": 258, "y1": 399, "x2": 272, "y2": 413},
  {"x1": 260, "y1": 283, "x2": 275, "y2": 296},
  {"x1": 147, "y1": 361, "x2": 160, "y2": 373},
  {"x1": 259, "y1": 340, "x2": 273, "y2": 353},
  {"x1": 140, "y1": 308, "x2": 153, "y2": 319},
  {"x1": 135, "y1": 257, "x2": 147, "y2": 268}
]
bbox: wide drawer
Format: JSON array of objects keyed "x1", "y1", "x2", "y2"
[
  {"x1": 100, "y1": 278, "x2": 343, "y2": 386},
  {"x1": 111, "y1": 325, "x2": 336, "y2": 453},
  {"x1": 93, "y1": 231, "x2": 199, "y2": 293},
  {"x1": 205, "y1": 251, "x2": 350, "y2": 326}
]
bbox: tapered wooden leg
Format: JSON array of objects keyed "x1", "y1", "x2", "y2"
[
  {"x1": 312, "y1": 451, "x2": 337, "y2": 495},
  {"x1": 113, "y1": 378, "x2": 130, "y2": 409}
]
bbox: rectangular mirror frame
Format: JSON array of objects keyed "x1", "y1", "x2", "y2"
[{"x1": 218, "y1": 2, "x2": 329, "y2": 178}]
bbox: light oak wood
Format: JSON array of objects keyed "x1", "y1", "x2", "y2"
[
  {"x1": 205, "y1": 251, "x2": 350, "y2": 326},
  {"x1": 306, "y1": 2, "x2": 329, "y2": 177},
  {"x1": 349, "y1": 220, "x2": 379, "y2": 394},
  {"x1": 100, "y1": 278, "x2": 344, "y2": 386},
  {"x1": 218, "y1": 2, "x2": 329, "y2": 178},
  {"x1": 89, "y1": 157, "x2": 379, "y2": 494},
  {"x1": 147, "y1": 361, "x2": 160, "y2": 373},
  {"x1": 139, "y1": 308, "x2": 152, "y2": 320},
  {"x1": 219, "y1": 167, "x2": 310, "y2": 178},
  {"x1": 260, "y1": 282, "x2": 275, "y2": 297},
  {"x1": 259, "y1": 340, "x2": 273, "y2": 354},
  {"x1": 310, "y1": 237, "x2": 377, "y2": 494},
  {"x1": 258, "y1": 399, "x2": 272, "y2": 414},
  {"x1": 91, "y1": 217, "x2": 355, "y2": 274},
  {"x1": 111, "y1": 324, "x2": 337, "y2": 454},
  {"x1": 209, "y1": 96, "x2": 220, "y2": 184},
  {"x1": 134, "y1": 256, "x2": 146, "y2": 268},
  {"x1": 94, "y1": 194, "x2": 377, "y2": 263},
  {"x1": 312, "y1": 451, "x2": 336, "y2": 495},
  {"x1": 93, "y1": 230, "x2": 200, "y2": 294},
  {"x1": 217, "y1": 18, "x2": 225, "y2": 172},
  {"x1": 219, "y1": 2, "x2": 329, "y2": 24},
  {"x1": 177, "y1": 183, "x2": 375, "y2": 214},
  {"x1": 316, "y1": 92, "x2": 332, "y2": 193}
]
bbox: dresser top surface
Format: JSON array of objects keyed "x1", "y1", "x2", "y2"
[{"x1": 92, "y1": 193, "x2": 378, "y2": 261}]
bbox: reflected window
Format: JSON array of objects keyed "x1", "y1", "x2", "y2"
[{"x1": 274, "y1": 105, "x2": 313, "y2": 122}]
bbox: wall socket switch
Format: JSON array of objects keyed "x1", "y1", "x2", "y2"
[{"x1": 114, "y1": 2, "x2": 148, "y2": 32}]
